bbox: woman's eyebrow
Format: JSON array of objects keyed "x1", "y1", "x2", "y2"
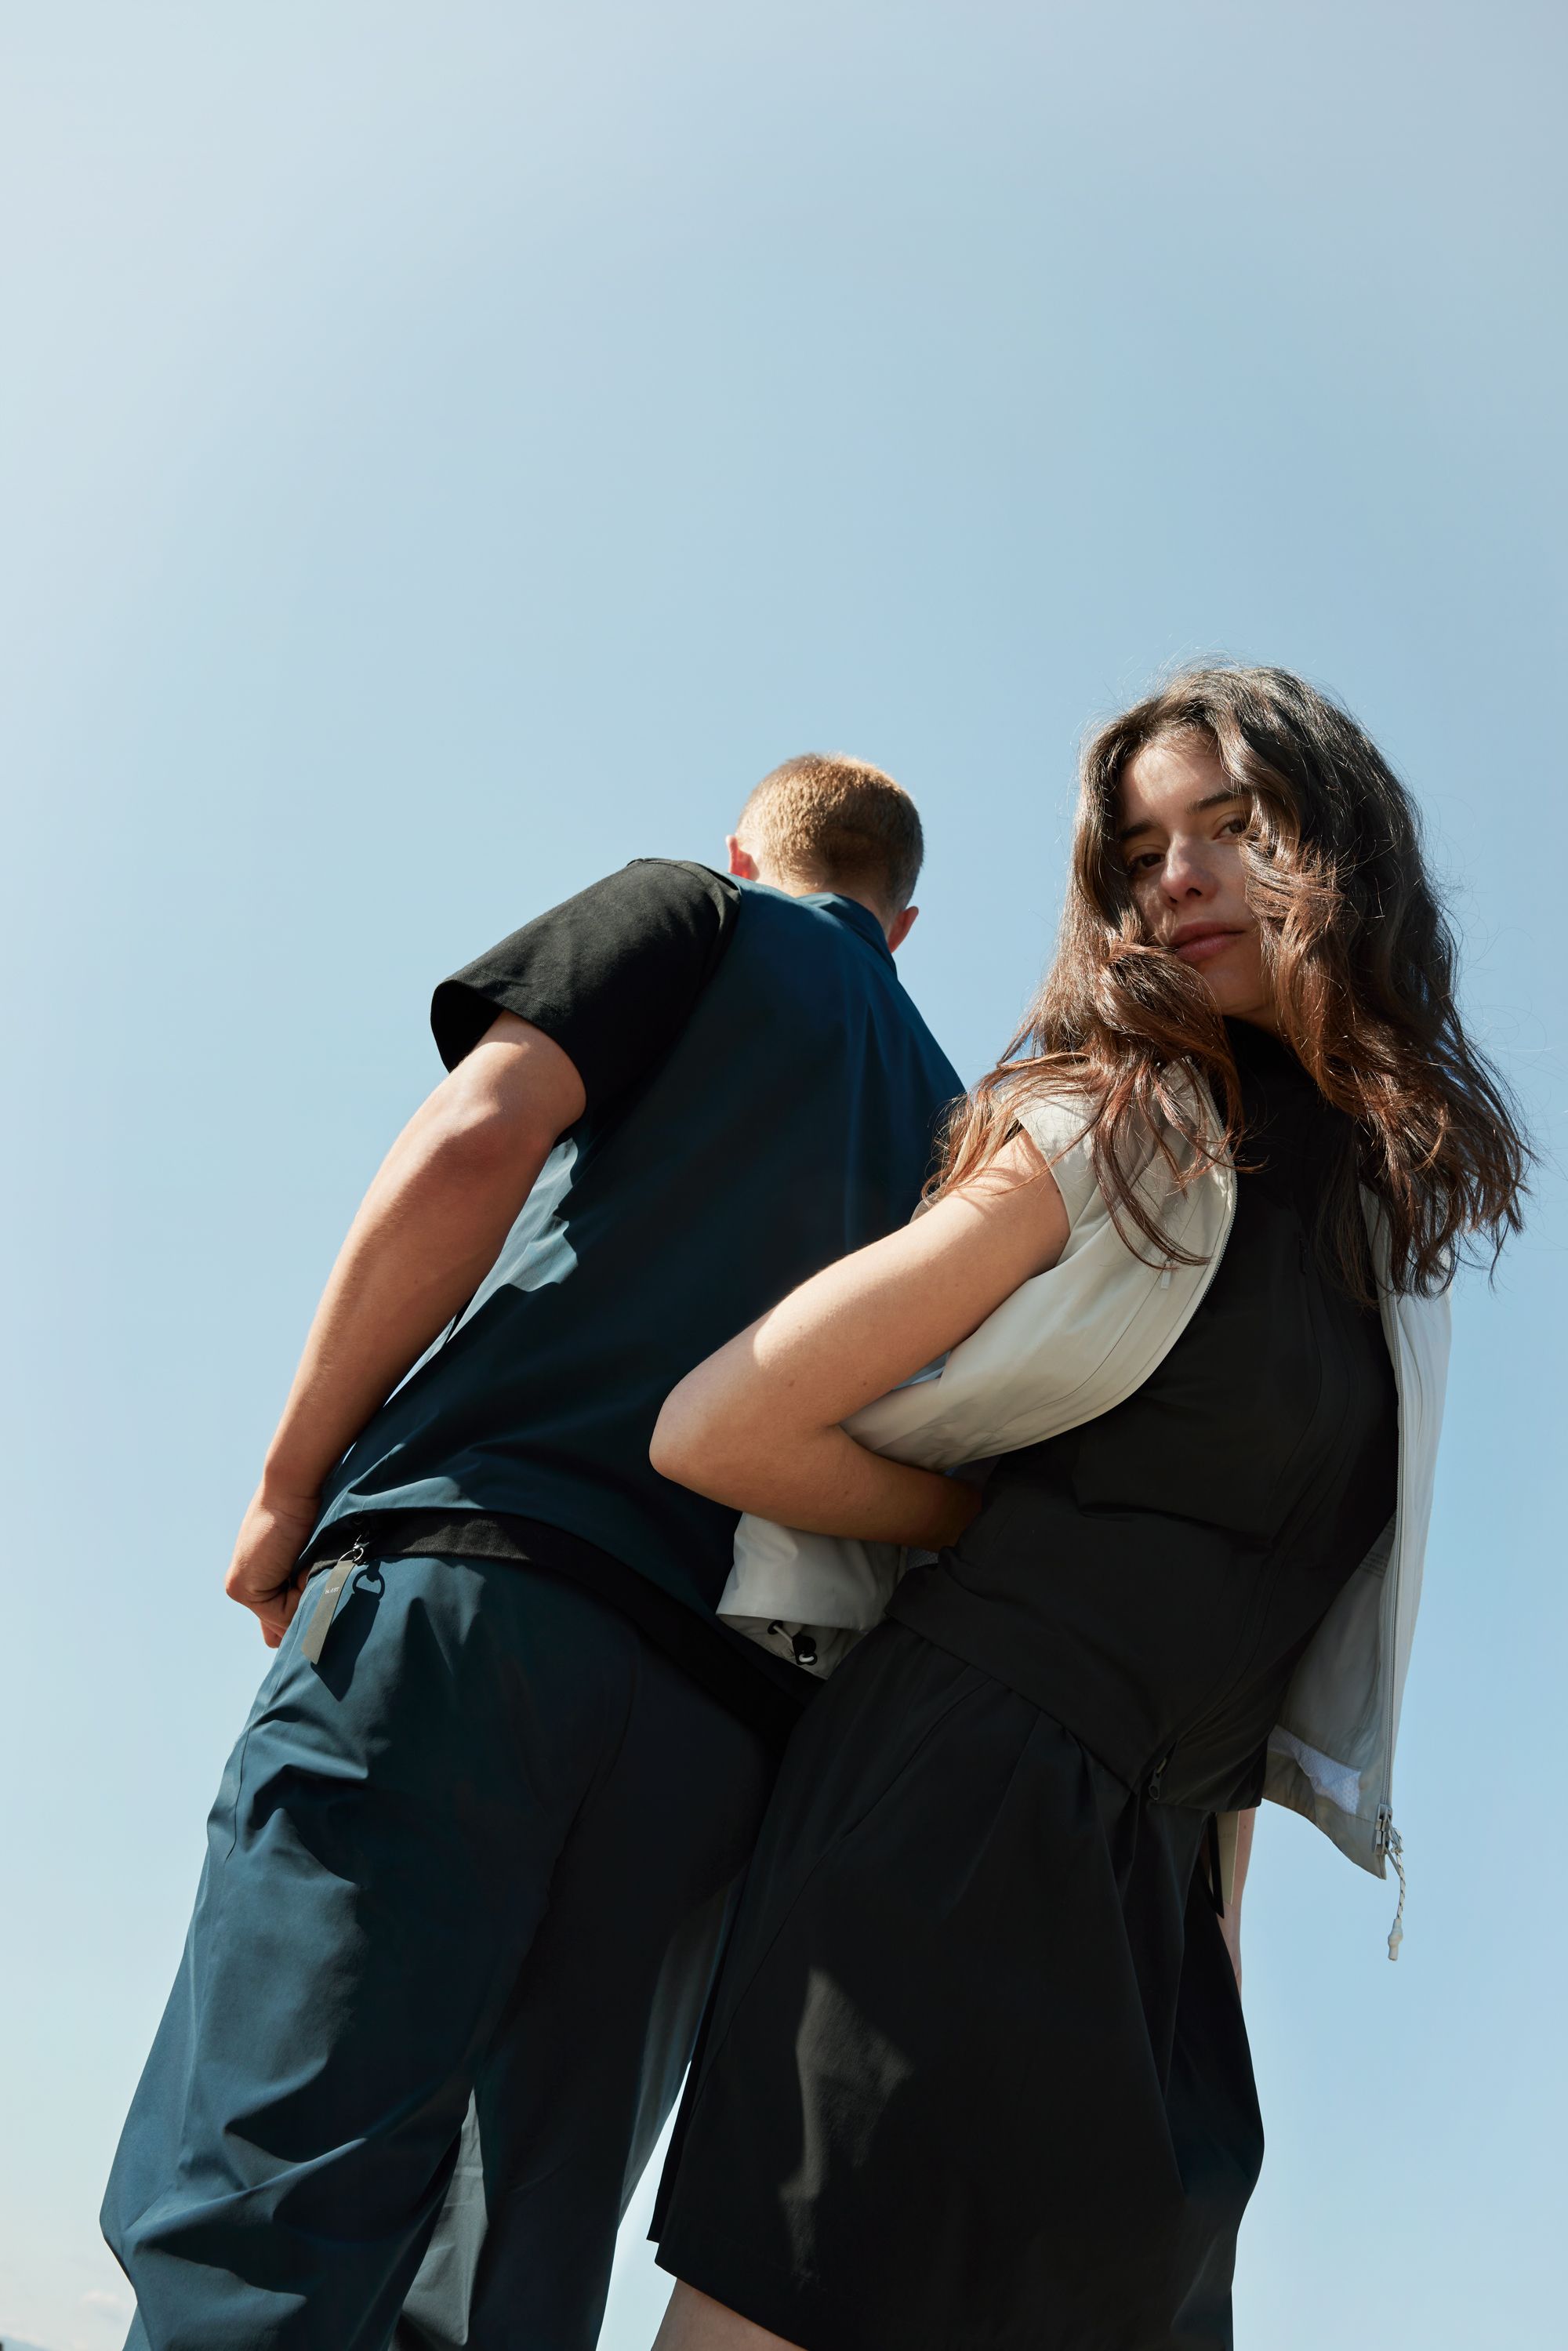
[{"x1": 1116, "y1": 789, "x2": 1247, "y2": 846}]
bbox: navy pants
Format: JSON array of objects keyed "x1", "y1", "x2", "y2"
[{"x1": 103, "y1": 1554, "x2": 775, "y2": 2351}]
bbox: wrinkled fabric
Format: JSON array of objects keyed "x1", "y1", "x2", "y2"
[
  {"x1": 103, "y1": 1557, "x2": 773, "y2": 2351},
  {"x1": 655, "y1": 1626, "x2": 1260, "y2": 2351}
]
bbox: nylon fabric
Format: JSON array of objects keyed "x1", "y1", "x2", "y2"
[{"x1": 103, "y1": 1557, "x2": 774, "y2": 2351}]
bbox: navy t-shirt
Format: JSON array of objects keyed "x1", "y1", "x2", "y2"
[{"x1": 307, "y1": 862, "x2": 961, "y2": 1736}]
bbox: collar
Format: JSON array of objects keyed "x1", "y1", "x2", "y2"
[
  {"x1": 1223, "y1": 1015, "x2": 1308, "y2": 1085},
  {"x1": 803, "y1": 891, "x2": 895, "y2": 963}
]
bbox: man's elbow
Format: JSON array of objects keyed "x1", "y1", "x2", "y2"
[{"x1": 425, "y1": 1092, "x2": 560, "y2": 1187}]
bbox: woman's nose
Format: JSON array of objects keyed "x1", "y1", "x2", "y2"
[{"x1": 1161, "y1": 839, "x2": 1214, "y2": 900}]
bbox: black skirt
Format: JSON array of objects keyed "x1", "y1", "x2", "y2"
[{"x1": 652, "y1": 1621, "x2": 1263, "y2": 2351}]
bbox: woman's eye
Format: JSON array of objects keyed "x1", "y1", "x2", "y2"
[
  {"x1": 1127, "y1": 850, "x2": 1163, "y2": 873},
  {"x1": 1219, "y1": 815, "x2": 1250, "y2": 839}
]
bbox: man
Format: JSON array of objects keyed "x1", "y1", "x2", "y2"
[{"x1": 103, "y1": 755, "x2": 960, "y2": 2351}]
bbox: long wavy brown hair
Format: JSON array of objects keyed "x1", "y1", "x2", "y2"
[{"x1": 938, "y1": 665, "x2": 1529, "y2": 1296}]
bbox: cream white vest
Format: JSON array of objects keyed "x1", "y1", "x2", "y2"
[{"x1": 719, "y1": 1079, "x2": 1450, "y2": 1928}]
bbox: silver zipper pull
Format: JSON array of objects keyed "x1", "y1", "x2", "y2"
[{"x1": 299, "y1": 1536, "x2": 368, "y2": 1666}]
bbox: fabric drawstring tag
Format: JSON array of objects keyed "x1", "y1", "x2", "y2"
[
  {"x1": 767, "y1": 1620, "x2": 819, "y2": 1670},
  {"x1": 1383, "y1": 1818, "x2": 1408, "y2": 1961},
  {"x1": 299, "y1": 1542, "x2": 367, "y2": 1666}
]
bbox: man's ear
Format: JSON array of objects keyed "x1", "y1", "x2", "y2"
[
  {"x1": 726, "y1": 834, "x2": 760, "y2": 881},
  {"x1": 886, "y1": 903, "x2": 920, "y2": 952}
]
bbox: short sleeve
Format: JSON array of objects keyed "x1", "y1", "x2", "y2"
[
  {"x1": 1014, "y1": 1087, "x2": 1101, "y2": 1227},
  {"x1": 430, "y1": 860, "x2": 740, "y2": 1113}
]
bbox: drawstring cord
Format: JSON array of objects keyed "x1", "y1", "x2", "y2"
[{"x1": 1380, "y1": 1812, "x2": 1408, "y2": 1961}]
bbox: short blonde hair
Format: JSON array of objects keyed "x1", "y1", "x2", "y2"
[{"x1": 736, "y1": 753, "x2": 924, "y2": 911}]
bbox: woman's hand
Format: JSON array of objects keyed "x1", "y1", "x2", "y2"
[{"x1": 651, "y1": 1132, "x2": 1069, "y2": 1547}]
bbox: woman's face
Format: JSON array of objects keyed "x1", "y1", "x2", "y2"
[{"x1": 1116, "y1": 732, "x2": 1277, "y2": 1029}]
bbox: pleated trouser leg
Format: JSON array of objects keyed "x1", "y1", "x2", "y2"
[{"x1": 103, "y1": 1554, "x2": 772, "y2": 2351}]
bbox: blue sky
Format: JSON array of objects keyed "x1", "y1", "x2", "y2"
[{"x1": 2, "y1": 5, "x2": 1563, "y2": 2346}]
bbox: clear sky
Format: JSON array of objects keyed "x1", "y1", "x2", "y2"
[{"x1": 2, "y1": 5, "x2": 1563, "y2": 2347}]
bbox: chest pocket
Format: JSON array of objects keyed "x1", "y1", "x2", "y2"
[{"x1": 1068, "y1": 1188, "x2": 1325, "y2": 1545}]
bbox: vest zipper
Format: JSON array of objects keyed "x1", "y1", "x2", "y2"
[
  {"x1": 1145, "y1": 1224, "x2": 1356, "y2": 1865},
  {"x1": 1371, "y1": 1276, "x2": 1415, "y2": 1957}
]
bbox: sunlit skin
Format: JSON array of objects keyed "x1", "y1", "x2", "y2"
[
  {"x1": 646, "y1": 745, "x2": 1269, "y2": 2351},
  {"x1": 1116, "y1": 733, "x2": 1279, "y2": 1032}
]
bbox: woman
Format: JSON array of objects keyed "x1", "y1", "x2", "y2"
[{"x1": 641, "y1": 666, "x2": 1529, "y2": 2351}]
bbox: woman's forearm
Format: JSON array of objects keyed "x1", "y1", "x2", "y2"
[
  {"x1": 672, "y1": 1422, "x2": 983, "y2": 1550},
  {"x1": 652, "y1": 1134, "x2": 1069, "y2": 1535}
]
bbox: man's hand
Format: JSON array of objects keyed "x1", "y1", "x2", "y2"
[{"x1": 226, "y1": 1482, "x2": 322, "y2": 1646}]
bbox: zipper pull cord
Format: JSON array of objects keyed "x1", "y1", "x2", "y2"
[{"x1": 1382, "y1": 1816, "x2": 1407, "y2": 1962}]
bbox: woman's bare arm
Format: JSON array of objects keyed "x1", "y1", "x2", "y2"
[{"x1": 650, "y1": 1134, "x2": 1069, "y2": 1551}]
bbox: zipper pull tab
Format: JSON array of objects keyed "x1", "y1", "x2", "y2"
[
  {"x1": 1378, "y1": 1809, "x2": 1407, "y2": 1961},
  {"x1": 300, "y1": 1537, "x2": 368, "y2": 1667}
]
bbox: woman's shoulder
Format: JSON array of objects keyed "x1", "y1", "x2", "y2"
[
  {"x1": 1011, "y1": 1057, "x2": 1232, "y2": 1228},
  {"x1": 1009, "y1": 1080, "x2": 1102, "y2": 1225}
]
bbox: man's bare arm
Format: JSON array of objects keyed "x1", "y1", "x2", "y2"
[{"x1": 226, "y1": 1014, "x2": 586, "y2": 1645}]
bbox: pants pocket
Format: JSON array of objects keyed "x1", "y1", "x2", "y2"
[{"x1": 208, "y1": 1589, "x2": 321, "y2": 1861}]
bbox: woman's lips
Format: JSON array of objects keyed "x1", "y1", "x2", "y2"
[{"x1": 1171, "y1": 927, "x2": 1244, "y2": 966}]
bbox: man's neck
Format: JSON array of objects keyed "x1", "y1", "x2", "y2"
[{"x1": 764, "y1": 873, "x2": 892, "y2": 941}]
